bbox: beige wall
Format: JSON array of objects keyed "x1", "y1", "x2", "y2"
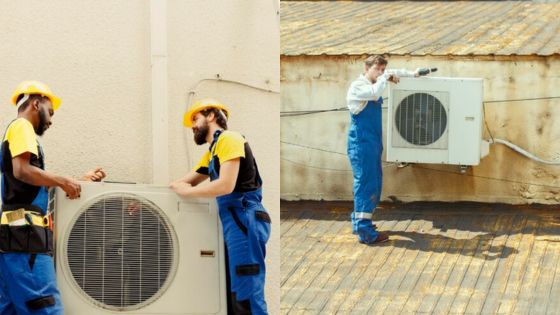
[
  {"x1": 281, "y1": 55, "x2": 560, "y2": 204},
  {"x1": 167, "y1": 1, "x2": 280, "y2": 312},
  {"x1": 0, "y1": 0, "x2": 280, "y2": 313}
]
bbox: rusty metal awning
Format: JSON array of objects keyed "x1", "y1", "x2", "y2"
[{"x1": 281, "y1": 1, "x2": 560, "y2": 56}]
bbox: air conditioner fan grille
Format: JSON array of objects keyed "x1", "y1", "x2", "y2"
[
  {"x1": 394, "y1": 92, "x2": 447, "y2": 146},
  {"x1": 66, "y1": 194, "x2": 174, "y2": 311}
]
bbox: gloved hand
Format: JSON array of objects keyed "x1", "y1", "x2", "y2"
[{"x1": 415, "y1": 67, "x2": 438, "y2": 76}]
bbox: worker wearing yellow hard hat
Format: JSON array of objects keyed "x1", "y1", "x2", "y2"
[
  {"x1": 0, "y1": 80, "x2": 106, "y2": 315},
  {"x1": 183, "y1": 98, "x2": 230, "y2": 128},
  {"x1": 171, "y1": 98, "x2": 270, "y2": 314},
  {"x1": 10, "y1": 80, "x2": 62, "y2": 111}
]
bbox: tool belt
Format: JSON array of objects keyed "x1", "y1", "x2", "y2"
[{"x1": 0, "y1": 208, "x2": 53, "y2": 254}]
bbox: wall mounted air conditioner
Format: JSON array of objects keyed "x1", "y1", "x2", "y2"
[
  {"x1": 53, "y1": 182, "x2": 226, "y2": 314},
  {"x1": 387, "y1": 77, "x2": 489, "y2": 166}
]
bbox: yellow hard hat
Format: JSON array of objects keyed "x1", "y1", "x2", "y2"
[
  {"x1": 11, "y1": 81, "x2": 61, "y2": 110},
  {"x1": 183, "y1": 98, "x2": 230, "y2": 127}
]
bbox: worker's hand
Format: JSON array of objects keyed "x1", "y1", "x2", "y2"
[
  {"x1": 83, "y1": 167, "x2": 107, "y2": 182},
  {"x1": 388, "y1": 74, "x2": 400, "y2": 83},
  {"x1": 127, "y1": 201, "x2": 140, "y2": 216},
  {"x1": 414, "y1": 68, "x2": 421, "y2": 77},
  {"x1": 61, "y1": 177, "x2": 81, "y2": 199},
  {"x1": 170, "y1": 181, "x2": 192, "y2": 197}
]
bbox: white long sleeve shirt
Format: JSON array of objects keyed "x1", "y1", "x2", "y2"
[{"x1": 346, "y1": 69, "x2": 416, "y2": 115}]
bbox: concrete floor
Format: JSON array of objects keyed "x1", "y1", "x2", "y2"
[{"x1": 281, "y1": 201, "x2": 560, "y2": 314}]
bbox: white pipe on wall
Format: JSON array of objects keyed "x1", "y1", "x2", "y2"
[{"x1": 150, "y1": 0, "x2": 169, "y2": 184}]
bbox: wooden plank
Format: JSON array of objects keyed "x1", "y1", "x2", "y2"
[
  {"x1": 281, "y1": 212, "x2": 340, "y2": 282},
  {"x1": 284, "y1": 217, "x2": 354, "y2": 312},
  {"x1": 347, "y1": 216, "x2": 415, "y2": 314},
  {"x1": 380, "y1": 214, "x2": 456, "y2": 315},
  {"x1": 326, "y1": 214, "x2": 404, "y2": 314},
  {"x1": 320, "y1": 215, "x2": 406, "y2": 314},
  {"x1": 280, "y1": 208, "x2": 303, "y2": 237},
  {"x1": 495, "y1": 216, "x2": 541, "y2": 314},
  {"x1": 529, "y1": 223, "x2": 560, "y2": 314},
  {"x1": 478, "y1": 215, "x2": 530, "y2": 314},
  {"x1": 399, "y1": 214, "x2": 463, "y2": 314},
  {"x1": 344, "y1": 216, "x2": 417, "y2": 313},
  {"x1": 281, "y1": 210, "x2": 321, "y2": 259},
  {"x1": 464, "y1": 214, "x2": 521, "y2": 314},
  {"x1": 445, "y1": 215, "x2": 502, "y2": 314},
  {"x1": 365, "y1": 217, "x2": 436, "y2": 313},
  {"x1": 511, "y1": 218, "x2": 548, "y2": 314},
  {"x1": 309, "y1": 226, "x2": 384, "y2": 312},
  {"x1": 281, "y1": 213, "x2": 347, "y2": 311},
  {"x1": 415, "y1": 214, "x2": 501, "y2": 314},
  {"x1": 544, "y1": 218, "x2": 560, "y2": 315},
  {"x1": 421, "y1": 213, "x2": 486, "y2": 314}
]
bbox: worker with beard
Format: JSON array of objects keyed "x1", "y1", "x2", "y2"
[
  {"x1": 0, "y1": 81, "x2": 106, "y2": 314},
  {"x1": 170, "y1": 98, "x2": 270, "y2": 315}
]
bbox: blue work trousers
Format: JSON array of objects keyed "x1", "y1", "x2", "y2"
[
  {"x1": 0, "y1": 253, "x2": 63, "y2": 315},
  {"x1": 348, "y1": 98, "x2": 384, "y2": 239},
  {"x1": 217, "y1": 189, "x2": 271, "y2": 315}
]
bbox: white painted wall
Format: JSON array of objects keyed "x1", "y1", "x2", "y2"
[
  {"x1": 281, "y1": 55, "x2": 560, "y2": 204},
  {"x1": 0, "y1": 0, "x2": 280, "y2": 313}
]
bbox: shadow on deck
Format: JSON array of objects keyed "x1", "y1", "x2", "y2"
[{"x1": 281, "y1": 201, "x2": 560, "y2": 314}]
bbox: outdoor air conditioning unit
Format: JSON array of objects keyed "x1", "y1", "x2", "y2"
[
  {"x1": 52, "y1": 182, "x2": 226, "y2": 315},
  {"x1": 387, "y1": 76, "x2": 489, "y2": 166}
]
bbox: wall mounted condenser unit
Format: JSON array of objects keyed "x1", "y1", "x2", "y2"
[
  {"x1": 53, "y1": 182, "x2": 226, "y2": 314},
  {"x1": 387, "y1": 76, "x2": 489, "y2": 166}
]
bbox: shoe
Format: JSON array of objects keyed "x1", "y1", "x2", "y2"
[{"x1": 358, "y1": 231, "x2": 389, "y2": 245}]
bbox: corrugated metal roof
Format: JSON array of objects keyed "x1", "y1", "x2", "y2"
[{"x1": 281, "y1": 1, "x2": 560, "y2": 56}]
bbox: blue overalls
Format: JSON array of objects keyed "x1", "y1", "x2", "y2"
[
  {"x1": 347, "y1": 97, "x2": 383, "y2": 244},
  {"x1": 209, "y1": 131, "x2": 271, "y2": 315},
  {"x1": 0, "y1": 144, "x2": 63, "y2": 314}
]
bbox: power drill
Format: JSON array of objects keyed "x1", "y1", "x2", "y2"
[{"x1": 418, "y1": 67, "x2": 438, "y2": 76}]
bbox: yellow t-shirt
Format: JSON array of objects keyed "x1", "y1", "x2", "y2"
[
  {"x1": 194, "y1": 130, "x2": 246, "y2": 173},
  {"x1": 193, "y1": 130, "x2": 261, "y2": 192},
  {"x1": 1, "y1": 117, "x2": 47, "y2": 211},
  {"x1": 4, "y1": 118, "x2": 38, "y2": 157}
]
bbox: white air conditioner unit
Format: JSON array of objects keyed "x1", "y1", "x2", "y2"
[
  {"x1": 52, "y1": 182, "x2": 226, "y2": 314},
  {"x1": 387, "y1": 76, "x2": 489, "y2": 165}
]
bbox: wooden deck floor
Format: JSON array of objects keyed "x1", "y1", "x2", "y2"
[{"x1": 281, "y1": 201, "x2": 560, "y2": 315}]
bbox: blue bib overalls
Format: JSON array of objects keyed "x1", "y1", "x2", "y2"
[
  {"x1": 209, "y1": 131, "x2": 270, "y2": 315},
  {"x1": 347, "y1": 97, "x2": 383, "y2": 243}
]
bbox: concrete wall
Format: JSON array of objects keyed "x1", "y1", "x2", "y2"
[
  {"x1": 281, "y1": 55, "x2": 560, "y2": 204},
  {"x1": 0, "y1": 0, "x2": 280, "y2": 313}
]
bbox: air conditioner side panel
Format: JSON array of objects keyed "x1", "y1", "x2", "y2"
[{"x1": 447, "y1": 79, "x2": 483, "y2": 165}]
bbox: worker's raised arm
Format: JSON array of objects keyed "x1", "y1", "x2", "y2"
[
  {"x1": 386, "y1": 68, "x2": 419, "y2": 78},
  {"x1": 347, "y1": 76, "x2": 388, "y2": 102},
  {"x1": 12, "y1": 152, "x2": 81, "y2": 199},
  {"x1": 347, "y1": 76, "x2": 389, "y2": 114}
]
